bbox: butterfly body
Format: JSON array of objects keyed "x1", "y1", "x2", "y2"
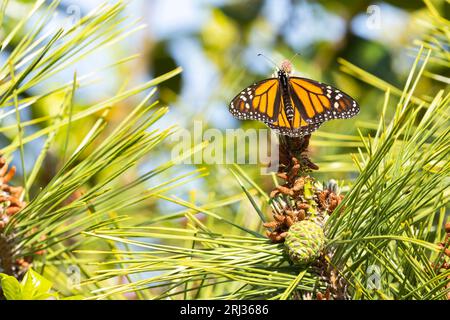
[
  {"x1": 229, "y1": 60, "x2": 359, "y2": 137},
  {"x1": 278, "y1": 70, "x2": 295, "y2": 124}
]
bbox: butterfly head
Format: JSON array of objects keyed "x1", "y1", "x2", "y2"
[{"x1": 280, "y1": 59, "x2": 293, "y2": 75}]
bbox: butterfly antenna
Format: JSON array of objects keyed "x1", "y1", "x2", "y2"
[
  {"x1": 289, "y1": 52, "x2": 301, "y2": 62},
  {"x1": 257, "y1": 53, "x2": 279, "y2": 69}
]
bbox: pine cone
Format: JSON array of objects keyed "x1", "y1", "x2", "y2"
[
  {"x1": 0, "y1": 234, "x2": 13, "y2": 274},
  {"x1": 0, "y1": 156, "x2": 26, "y2": 278},
  {"x1": 284, "y1": 220, "x2": 326, "y2": 265},
  {"x1": 0, "y1": 157, "x2": 25, "y2": 229}
]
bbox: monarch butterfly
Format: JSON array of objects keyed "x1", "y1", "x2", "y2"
[{"x1": 229, "y1": 59, "x2": 359, "y2": 137}]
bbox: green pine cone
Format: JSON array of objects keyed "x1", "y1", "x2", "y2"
[{"x1": 284, "y1": 220, "x2": 326, "y2": 265}]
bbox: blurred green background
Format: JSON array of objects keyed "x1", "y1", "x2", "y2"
[
  {"x1": 1, "y1": 0, "x2": 447, "y2": 217},
  {"x1": 1, "y1": 0, "x2": 449, "y2": 299}
]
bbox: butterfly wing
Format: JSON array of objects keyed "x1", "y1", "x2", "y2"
[
  {"x1": 229, "y1": 78, "x2": 281, "y2": 123},
  {"x1": 265, "y1": 94, "x2": 324, "y2": 137},
  {"x1": 229, "y1": 76, "x2": 359, "y2": 137},
  {"x1": 289, "y1": 77, "x2": 360, "y2": 125}
]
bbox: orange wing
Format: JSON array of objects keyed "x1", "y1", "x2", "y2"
[
  {"x1": 229, "y1": 76, "x2": 359, "y2": 137},
  {"x1": 289, "y1": 77, "x2": 359, "y2": 125},
  {"x1": 266, "y1": 95, "x2": 324, "y2": 137},
  {"x1": 229, "y1": 78, "x2": 281, "y2": 123}
]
